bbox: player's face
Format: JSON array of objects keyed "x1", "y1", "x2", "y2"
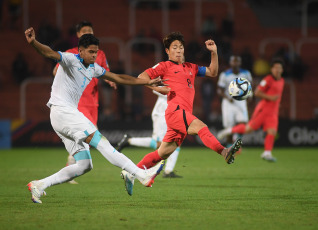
[
  {"x1": 77, "y1": 26, "x2": 94, "y2": 38},
  {"x1": 79, "y1": 45, "x2": 98, "y2": 64},
  {"x1": 166, "y1": 40, "x2": 184, "y2": 64},
  {"x1": 271, "y1": 63, "x2": 283, "y2": 80},
  {"x1": 230, "y1": 57, "x2": 241, "y2": 70}
]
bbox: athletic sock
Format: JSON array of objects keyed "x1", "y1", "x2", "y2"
[
  {"x1": 164, "y1": 147, "x2": 180, "y2": 174},
  {"x1": 89, "y1": 131, "x2": 143, "y2": 177},
  {"x1": 129, "y1": 137, "x2": 157, "y2": 149},
  {"x1": 137, "y1": 149, "x2": 163, "y2": 169},
  {"x1": 232, "y1": 123, "x2": 246, "y2": 134},
  {"x1": 264, "y1": 134, "x2": 275, "y2": 151},
  {"x1": 198, "y1": 127, "x2": 225, "y2": 154},
  {"x1": 39, "y1": 150, "x2": 93, "y2": 190}
]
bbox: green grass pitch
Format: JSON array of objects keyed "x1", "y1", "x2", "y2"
[{"x1": 0, "y1": 147, "x2": 317, "y2": 230}]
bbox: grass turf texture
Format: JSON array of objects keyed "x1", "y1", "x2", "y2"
[{"x1": 0, "y1": 147, "x2": 317, "y2": 230}]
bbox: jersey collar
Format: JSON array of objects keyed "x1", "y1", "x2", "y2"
[
  {"x1": 169, "y1": 60, "x2": 179, "y2": 65},
  {"x1": 75, "y1": 54, "x2": 94, "y2": 68}
]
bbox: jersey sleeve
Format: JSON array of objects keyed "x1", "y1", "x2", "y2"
[
  {"x1": 197, "y1": 66, "x2": 206, "y2": 77},
  {"x1": 257, "y1": 76, "x2": 271, "y2": 92},
  {"x1": 145, "y1": 62, "x2": 166, "y2": 79},
  {"x1": 58, "y1": 52, "x2": 77, "y2": 67},
  {"x1": 94, "y1": 63, "x2": 106, "y2": 78},
  {"x1": 217, "y1": 72, "x2": 227, "y2": 88},
  {"x1": 54, "y1": 48, "x2": 77, "y2": 70}
]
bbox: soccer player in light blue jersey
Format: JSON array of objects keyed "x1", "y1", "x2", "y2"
[{"x1": 24, "y1": 27, "x2": 165, "y2": 203}]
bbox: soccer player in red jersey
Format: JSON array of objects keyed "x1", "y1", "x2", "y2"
[
  {"x1": 121, "y1": 32, "x2": 242, "y2": 195},
  {"x1": 218, "y1": 59, "x2": 285, "y2": 162},
  {"x1": 53, "y1": 21, "x2": 115, "y2": 183}
]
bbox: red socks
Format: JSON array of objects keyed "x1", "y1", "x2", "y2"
[
  {"x1": 198, "y1": 127, "x2": 224, "y2": 154},
  {"x1": 137, "y1": 150, "x2": 163, "y2": 169},
  {"x1": 264, "y1": 134, "x2": 275, "y2": 151},
  {"x1": 232, "y1": 123, "x2": 246, "y2": 134}
]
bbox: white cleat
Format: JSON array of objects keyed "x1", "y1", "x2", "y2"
[
  {"x1": 27, "y1": 181, "x2": 46, "y2": 204},
  {"x1": 121, "y1": 170, "x2": 135, "y2": 196},
  {"x1": 138, "y1": 160, "x2": 165, "y2": 187},
  {"x1": 217, "y1": 128, "x2": 232, "y2": 140}
]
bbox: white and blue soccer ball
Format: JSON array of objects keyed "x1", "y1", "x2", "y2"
[{"x1": 228, "y1": 77, "x2": 252, "y2": 101}]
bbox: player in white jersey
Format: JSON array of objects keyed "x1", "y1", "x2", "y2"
[
  {"x1": 217, "y1": 56, "x2": 253, "y2": 147},
  {"x1": 117, "y1": 90, "x2": 182, "y2": 178},
  {"x1": 24, "y1": 27, "x2": 166, "y2": 203}
]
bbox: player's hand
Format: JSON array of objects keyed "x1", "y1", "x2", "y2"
[
  {"x1": 104, "y1": 79, "x2": 117, "y2": 90},
  {"x1": 154, "y1": 86, "x2": 171, "y2": 95},
  {"x1": 148, "y1": 77, "x2": 168, "y2": 87},
  {"x1": 205, "y1": 39, "x2": 217, "y2": 53},
  {"x1": 25, "y1": 27, "x2": 35, "y2": 44}
]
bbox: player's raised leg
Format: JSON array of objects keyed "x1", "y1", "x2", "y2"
[
  {"x1": 189, "y1": 119, "x2": 242, "y2": 164},
  {"x1": 87, "y1": 131, "x2": 165, "y2": 187}
]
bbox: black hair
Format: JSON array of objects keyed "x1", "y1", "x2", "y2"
[
  {"x1": 270, "y1": 58, "x2": 285, "y2": 68},
  {"x1": 163, "y1": 32, "x2": 185, "y2": 49},
  {"x1": 75, "y1": 21, "x2": 93, "y2": 33},
  {"x1": 78, "y1": 34, "x2": 99, "y2": 49}
]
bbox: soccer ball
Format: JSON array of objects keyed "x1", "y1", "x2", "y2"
[{"x1": 228, "y1": 78, "x2": 252, "y2": 101}]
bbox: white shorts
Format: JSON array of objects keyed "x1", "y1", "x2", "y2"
[
  {"x1": 152, "y1": 114, "x2": 167, "y2": 142},
  {"x1": 50, "y1": 105, "x2": 97, "y2": 155},
  {"x1": 221, "y1": 99, "x2": 249, "y2": 128}
]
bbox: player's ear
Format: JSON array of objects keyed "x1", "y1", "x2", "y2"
[{"x1": 165, "y1": 48, "x2": 169, "y2": 56}]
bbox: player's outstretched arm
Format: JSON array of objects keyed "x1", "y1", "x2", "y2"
[
  {"x1": 138, "y1": 71, "x2": 170, "y2": 95},
  {"x1": 25, "y1": 27, "x2": 61, "y2": 61},
  {"x1": 204, "y1": 39, "x2": 219, "y2": 78},
  {"x1": 101, "y1": 71, "x2": 166, "y2": 87}
]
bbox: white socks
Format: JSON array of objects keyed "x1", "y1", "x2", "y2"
[
  {"x1": 38, "y1": 158, "x2": 93, "y2": 190},
  {"x1": 164, "y1": 147, "x2": 180, "y2": 174},
  {"x1": 129, "y1": 137, "x2": 157, "y2": 149},
  {"x1": 90, "y1": 131, "x2": 144, "y2": 179}
]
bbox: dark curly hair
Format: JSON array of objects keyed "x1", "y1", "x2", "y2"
[
  {"x1": 270, "y1": 58, "x2": 285, "y2": 68},
  {"x1": 163, "y1": 32, "x2": 185, "y2": 49},
  {"x1": 75, "y1": 21, "x2": 93, "y2": 33},
  {"x1": 78, "y1": 34, "x2": 99, "y2": 49}
]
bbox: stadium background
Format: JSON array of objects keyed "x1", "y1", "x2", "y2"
[{"x1": 0, "y1": 0, "x2": 318, "y2": 148}]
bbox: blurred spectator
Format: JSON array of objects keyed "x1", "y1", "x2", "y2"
[
  {"x1": 37, "y1": 20, "x2": 60, "y2": 47},
  {"x1": 201, "y1": 78, "x2": 215, "y2": 122},
  {"x1": 201, "y1": 16, "x2": 217, "y2": 38},
  {"x1": 240, "y1": 47, "x2": 254, "y2": 72},
  {"x1": 217, "y1": 35, "x2": 233, "y2": 64},
  {"x1": 291, "y1": 55, "x2": 306, "y2": 81},
  {"x1": 221, "y1": 14, "x2": 234, "y2": 38},
  {"x1": 8, "y1": 0, "x2": 22, "y2": 29},
  {"x1": 0, "y1": 0, "x2": 4, "y2": 28},
  {"x1": 12, "y1": 52, "x2": 30, "y2": 84},
  {"x1": 185, "y1": 36, "x2": 201, "y2": 63},
  {"x1": 253, "y1": 55, "x2": 270, "y2": 77}
]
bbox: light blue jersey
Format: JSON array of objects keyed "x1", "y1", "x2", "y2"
[{"x1": 47, "y1": 52, "x2": 105, "y2": 108}]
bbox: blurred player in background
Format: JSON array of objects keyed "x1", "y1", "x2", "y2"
[
  {"x1": 218, "y1": 58, "x2": 285, "y2": 162},
  {"x1": 121, "y1": 32, "x2": 242, "y2": 196},
  {"x1": 117, "y1": 89, "x2": 182, "y2": 178},
  {"x1": 53, "y1": 21, "x2": 116, "y2": 184},
  {"x1": 217, "y1": 55, "x2": 252, "y2": 149},
  {"x1": 25, "y1": 27, "x2": 166, "y2": 203}
]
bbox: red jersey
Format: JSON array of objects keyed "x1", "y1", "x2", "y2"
[
  {"x1": 55, "y1": 47, "x2": 110, "y2": 108},
  {"x1": 254, "y1": 74, "x2": 285, "y2": 116},
  {"x1": 146, "y1": 61, "x2": 205, "y2": 113}
]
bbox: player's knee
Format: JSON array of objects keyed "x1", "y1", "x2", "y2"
[
  {"x1": 77, "y1": 159, "x2": 93, "y2": 174},
  {"x1": 267, "y1": 129, "x2": 276, "y2": 136}
]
